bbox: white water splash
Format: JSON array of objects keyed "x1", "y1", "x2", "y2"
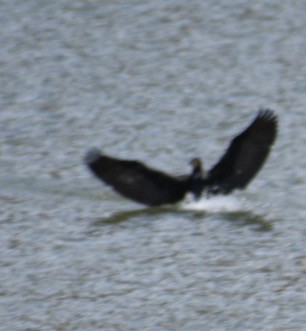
[{"x1": 180, "y1": 194, "x2": 245, "y2": 213}]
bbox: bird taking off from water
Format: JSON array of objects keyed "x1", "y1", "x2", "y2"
[{"x1": 84, "y1": 109, "x2": 277, "y2": 206}]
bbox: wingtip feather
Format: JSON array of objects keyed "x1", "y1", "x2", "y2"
[
  {"x1": 84, "y1": 148, "x2": 103, "y2": 164},
  {"x1": 257, "y1": 108, "x2": 277, "y2": 123}
]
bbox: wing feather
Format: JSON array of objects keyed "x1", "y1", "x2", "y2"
[
  {"x1": 84, "y1": 149, "x2": 188, "y2": 206},
  {"x1": 206, "y1": 109, "x2": 278, "y2": 194}
]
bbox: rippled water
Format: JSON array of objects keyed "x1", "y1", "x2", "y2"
[{"x1": 1, "y1": 1, "x2": 306, "y2": 330}]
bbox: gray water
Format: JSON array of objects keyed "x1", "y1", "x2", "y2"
[{"x1": 1, "y1": 1, "x2": 306, "y2": 330}]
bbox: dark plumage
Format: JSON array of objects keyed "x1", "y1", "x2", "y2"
[
  {"x1": 205, "y1": 109, "x2": 278, "y2": 194},
  {"x1": 85, "y1": 109, "x2": 277, "y2": 206}
]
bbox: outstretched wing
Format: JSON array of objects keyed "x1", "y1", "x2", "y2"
[
  {"x1": 84, "y1": 149, "x2": 188, "y2": 206},
  {"x1": 206, "y1": 109, "x2": 278, "y2": 194}
]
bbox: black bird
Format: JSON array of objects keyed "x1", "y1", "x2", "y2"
[{"x1": 85, "y1": 109, "x2": 277, "y2": 206}]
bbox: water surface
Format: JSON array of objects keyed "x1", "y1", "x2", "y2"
[{"x1": 1, "y1": 1, "x2": 306, "y2": 330}]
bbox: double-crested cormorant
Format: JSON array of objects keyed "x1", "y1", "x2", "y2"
[{"x1": 85, "y1": 109, "x2": 277, "y2": 206}]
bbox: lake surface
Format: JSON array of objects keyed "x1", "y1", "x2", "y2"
[{"x1": 1, "y1": 1, "x2": 306, "y2": 330}]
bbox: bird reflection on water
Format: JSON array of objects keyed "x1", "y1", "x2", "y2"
[{"x1": 92, "y1": 199, "x2": 272, "y2": 231}]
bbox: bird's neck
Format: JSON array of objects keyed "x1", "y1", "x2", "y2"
[
  {"x1": 189, "y1": 166, "x2": 205, "y2": 200},
  {"x1": 192, "y1": 165, "x2": 205, "y2": 179}
]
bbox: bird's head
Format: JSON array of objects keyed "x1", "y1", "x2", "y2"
[
  {"x1": 190, "y1": 157, "x2": 206, "y2": 180},
  {"x1": 190, "y1": 158, "x2": 202, "y2": 170}
]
